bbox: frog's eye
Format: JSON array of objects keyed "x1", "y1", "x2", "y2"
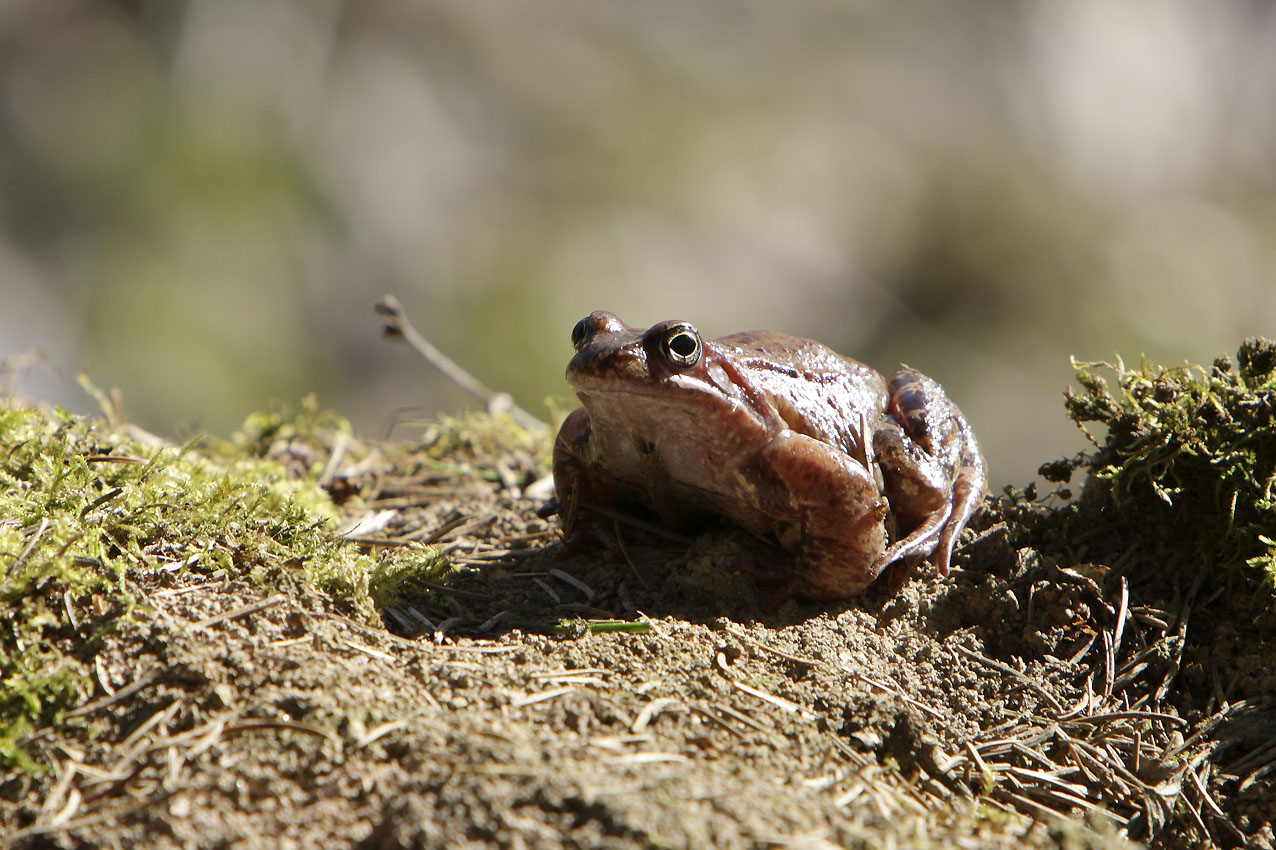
[
  {"x1": 570, "y1": 317, "x2": 590, "y2": 350},
  {"x1": 661, "y1": 324, "x2": 702, "y2": 369}
]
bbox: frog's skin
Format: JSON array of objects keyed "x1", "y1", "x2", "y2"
[{"x1": 549, "y1": 311, "x2": 987, "y2": 599}]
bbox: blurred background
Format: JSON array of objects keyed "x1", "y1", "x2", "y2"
[{"x1": 2, "y1": 0, "x2": 1275, "y2": 486}]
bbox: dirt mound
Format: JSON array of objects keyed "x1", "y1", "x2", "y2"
[{"x1": 3, "y1": 344, "x2": 1274, "y2": 848}]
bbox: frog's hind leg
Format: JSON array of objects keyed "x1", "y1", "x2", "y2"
[{"x1": 744, "y1": 430, "x2": 891, "y2": 599}]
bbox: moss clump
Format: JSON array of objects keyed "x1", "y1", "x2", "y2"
[
  {"x1": 420, "y1": 412, "x2": 549, "y2": 470},
  {"x1": 0, "y1": 401, "x2": 440, "y2": 770},
  {"x1": 1062, "y1": 338, "x2": 1276, "y2": 612},
  {"x1": 365, "y1": 546, "x2": 452, "y2": 611}
]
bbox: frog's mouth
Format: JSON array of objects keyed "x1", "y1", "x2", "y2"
[
  {"x1": 572, "y1": 372, "x2": 736, "y2": 405},
  {"x1": 573, "y1": 374, "x2": 768, "y2": 433}
]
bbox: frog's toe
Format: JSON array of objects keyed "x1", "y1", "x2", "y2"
[
  {"x1": 882, "y1": 553, "x2": 923, "y2": 593},
  {"x1": 932, "y1": 529, "x2": 957, "y2": 576}
]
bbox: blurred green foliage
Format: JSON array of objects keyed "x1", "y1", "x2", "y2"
[{"x1": 3, "y1": 2, "x2": 1276, "y2": 484}]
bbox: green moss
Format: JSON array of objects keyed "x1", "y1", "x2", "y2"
[
  {"x1": 419, "y1": 411, "x2": 549, "y2": 468},
  {"x1": 0, "y1": 400, "x2": 438, "y2": 770},
  {"x1": 365, "y1": 545, "x2": 452, "y2": 611},
  {"x1": 1062, "y1": 338, "x2": 1276, "y2": 613},
  {"x1": 229, "y1": 393, "x2": 352, "y2": 456}
]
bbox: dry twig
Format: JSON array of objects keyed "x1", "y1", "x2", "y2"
[{"x1": 375, "y1": 294, "x2": 547, "y2": 432}]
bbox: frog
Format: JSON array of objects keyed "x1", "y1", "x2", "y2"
[{"x1": 547, "y1": 311, "x2": 987, "y2": 599}]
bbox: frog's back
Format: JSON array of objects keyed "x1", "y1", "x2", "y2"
[
  {"x1": 713, "y1": 330, "x2": 888, "y2": 454},
  {"x1": 717, "y1": 330, "x2": 883, "y2": 389}
]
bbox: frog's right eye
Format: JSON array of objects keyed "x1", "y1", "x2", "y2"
[
  {"x1": 571, "y1": 317, "x2": 590, "y2": 350},
  {"x1": 660, "y1": 323, "x2": 702, "y2": 369}
]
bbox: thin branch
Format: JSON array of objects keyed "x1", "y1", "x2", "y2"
[{"x1": 374, "y1": 294, "x2": 547, "y2": 432}]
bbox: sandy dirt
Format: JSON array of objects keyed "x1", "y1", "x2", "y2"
[{"x1": 2, "y1": 413, "x2": 1273, "y2": 850}]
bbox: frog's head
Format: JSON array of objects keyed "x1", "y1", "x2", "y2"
[
  {"x1": 563, "y1": 310, "x2": 768, "y2": 450},
  {"x1": 566, "y1": 311, "x2": 708, "y2": 391},
  {"x1": 560, "y1": 310, "x2": 778, "y2": 505}
]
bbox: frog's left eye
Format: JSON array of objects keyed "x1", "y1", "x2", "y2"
[
  {"x1": 570, "y1": 317, "x2": 590, "y2": 350},
  {"x1": 660, "y1": 324, "x2": 702, "y2": 368}
]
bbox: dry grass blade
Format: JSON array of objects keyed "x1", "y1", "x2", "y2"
[
  {"x1": 510, "y1": 687, "x2": 576, "y2": 709},
  {"x1": 221, "y1": 718, "x2": 339, "y2": 743},
  {"x1": 852, "y1": 671, "x2": 945, "y2": 720},
  {"x1": 732, "y1": 681, "x2": 815, "y2": 719},
  {"x1": 611, "y1": 520, "x2": 652, "y2": 592},
  {"x1": 549, "y1": 568, "x2": 596, "y2": 602},
  {"x1": 46, "y1": 787, "x2": 81, "y2": 828},
  {"x1": 1101, "y1": 629, "x2": 1115, "y2": 698},
  {"x1": 1008, "y1": 740, "x2": 1068, "y2": 772},
  {"x1": 417, "y1": 512, "x2": 491, "y2": 545},
  {"x1": 113, "y1": 701, "x2": 184, "y2": 761},
  {"x1": 9, "y1": 516, "x2": 49, "y2": 573},
  {"x1": 343, "y1": 638, "x2": 397, "y2": 662},
  {"x1": 37, "y1": 760, "x2": 80, "y2": 822},
  {"x1": 191, "y1": 595, "x2": 286, "y2": 630},
  {"x1": 1011, "y1": 779, "x2": 1110, "y2": 818},
  {"x1": 728, "y1": 627, "x2": 823, "y2": 667},
  {"x1": 952, "y1": 644, "x2": 1064, "y2": 712},
  {"x1": 64, "y1": 670, "x2": 163, "y2": 719},
  {"x1": 1227, "y1": 738, "x2": 1276, "y2": 790},
  {"x1": 530, "y1": 667, "x2": 610, "y2": 679},
  {"x1": 3, "y1": 790, "x2": 178, "y2": 845},
  {"x1": 572, "y1": 501, "x2": 695, "y2": 544},
  {"x1": 699, "y1": 702, "x2": 769, "y2": 736},
  {"x1": 630, "y1": 698, "x2": 682, "y2": 733},
  {"x1": 354, "y1": 720, "x2": 410, "y2": 749},
  {"x1": 1112, "y1": 577, "x2": 1130, "y2": 662},
  {"x1": 997, "y1": 790, "x2": 1070, "y2": 824},
  {"x1": 605, "y1": 752, "x2": 689, "y2": 766},
  {"x1": 1002, "y1": 765, "x2": 1089, "y2": 798},
  {"x1": 1063, "y1": 709, "x2": 1187, "y2": 728},
  {"x1": 1062, "y1": 729, "x2": 1175, "y2": 820}
]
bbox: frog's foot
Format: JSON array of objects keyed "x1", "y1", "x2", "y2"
[
  {"x1": 873, "y1": 503, "x2": 953, "y2": 579},
  {"x1": 871, "y1": 418, "x2": 954, "y2": 575},
  {"x1": 932, "y1": 453, "x2": 986, "y2": 574},
  {"x1": 536, "y1": 498, "x2": 562, "y2": 520}
]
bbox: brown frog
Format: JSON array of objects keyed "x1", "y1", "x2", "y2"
[{"x1": 548, "y1": 311, "x2": 987, "y2": 599}]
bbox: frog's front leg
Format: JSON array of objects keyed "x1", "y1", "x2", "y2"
[
  {"x1": 872, "y1": 368, "x2": 986, "y2": 577},
  {"x1": 745, "y1": 432, "x2": 890, "y2": 598},
  {"x1": 547, "y1": 407, "x2": 594, "y2": 537}
]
